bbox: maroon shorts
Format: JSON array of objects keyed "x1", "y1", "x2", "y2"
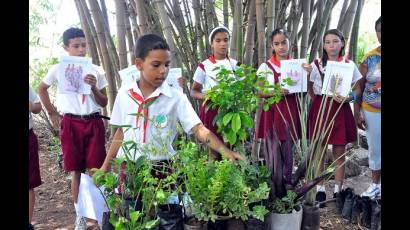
[
  {"x1": 308, "y1": 95, "x2": 357, "y2": 145},
  {"x1": 60, "y1": 115, "x2": 106, "y2": 171},
  {"x1": 199, "y1": 102, "x2": 223, "y2": 142},
  {"x1": 29, "y1": 129, "x2": 42, "y2": 189}
]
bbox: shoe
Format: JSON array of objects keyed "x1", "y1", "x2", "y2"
[
  {"x1": 361, "y1": 183, "x2": 381, "y2": 200},
  {"x1": 74, "y1": 216, "x2": 87, "y2": 230},
  {"x1": 341, "y1": 188, "x2": 355, "y2": 222},
  {"x1": 370, "y1": 200, "x2": 381, "y2": 230},
  {"x1": 351, "y1": 196, "x2": 362, "y2": 224},
  {"x1": 360, "y1": 197, "x2": 372, "y2": 228},
  {"x1": 29, "y1": 223, "x2": 34, "y2": 230},
  {"x1": 315, "y1": 191, "x2": 327, "y2": 208},
  {"x1": 334, "y1": 190, "x2": 346, "y2": 215}
]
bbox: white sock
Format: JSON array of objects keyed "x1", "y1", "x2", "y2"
[
  {"x1": 316, "y1": 185, "x2": 326, "y2": 192},
  {"x1": 334, "y1": 184, "x2": 342, "y2": 193}
]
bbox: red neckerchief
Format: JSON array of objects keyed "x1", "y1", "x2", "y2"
[
  {"x1": 208, "y1": 54, "x2": 230, "y2": 64},
  {"x1": 127, "y1": 88, "x2": 160, "y2": 143}
]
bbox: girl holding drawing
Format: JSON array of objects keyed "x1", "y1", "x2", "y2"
[{"x1": 306, "y1": 29, "x2": 362, "y2": 204}]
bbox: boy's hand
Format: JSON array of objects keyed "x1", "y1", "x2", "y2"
[
  {"x1": 225, "y1": 150, "x2": 244, "y2": 161},
  {"x1": 84, "y1": 74, "x2": 97, "y2": 90},
  {"x1": 49, "y1": 111, "x2": 62, "y2": 130},
  {"x1": 178, "y1": 77, "x2": 187, "y2": 88}
]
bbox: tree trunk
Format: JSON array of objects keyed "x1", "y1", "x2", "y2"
[
  {"x1": 99, "y1": 0, "x2": 110, "y2": 34},
  {"x1": 87, "y1": 0, "x2": 117, "y2": 113},
  {"x1": 340, "y1": 0, "x2": 358, "y2": 41},
  {"x1": 244, "y1": 0, "x2": 256, "y2": 65},
  {"x1": 337, "y1": 0, "x2": 350, "y2": 29},
  {"x1": 223, "y1": 0, "x2": 229, "y2": 27},
  {"x1": 123, "y1": 0, "x2": 136, "y2": 64},
  {"x1": 115, "y1": 0, "x2": 128, "y2": 70},
  {"x1": 300, "y1": 0, "x2": 311, "y2": 58},
  {"x1": 256, "y1": 0, "x2": 266, "y2": 66},
  {"x1": 134, "y1": 0, "x2": 149, "y2": 34},
  {"x1": 348, "y1": 0, "x2": 364, "y2": 62},
  {"x1": 266, "y1": 0, "x2": 275, "y2": 57},
  {"x1": 309, "y1": 0, "x2": 336, "y2": 62},
  {"x1": 193, "y1": 0, "x2": 206, "y2": 60},
  {"x1": 75, "y1": 0, "x2": 100, "y2": 65},
  {"x1": 153, "y1": 0, "x2": 181, "y2": 68},
  {"x1": 230, "y1": 0, "x2": 242, "y2": 59}
]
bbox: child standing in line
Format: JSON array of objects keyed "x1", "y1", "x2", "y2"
[
  {"x1": 306, "y1": 29, "x2": 362, "y2": 205},
  {"x1": 190, "y1": 26, "x2": 240, "y2": 160},
  {"x1": 29, "y1": 85, "x2": 43, "y2": 230},
  {"x1": 38, "y1": 27, "x2": 108, "y2": 229},
  {"x1": 100, "y1": 33, "x2": 243, "y2": 172}
]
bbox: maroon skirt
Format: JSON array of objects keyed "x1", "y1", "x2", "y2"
[
  {"x1": 199, "y1": 102, "x2": 223, "y2": 142},
  {"x1": 308, "y1": 95, "x2": 357, "y2": 145},
  {"x1": 256, "y1": 106, "x2": 274, "y2": 138},
  {"x1": 273, "y1": 94, "x2": 302, "y2": 141}
]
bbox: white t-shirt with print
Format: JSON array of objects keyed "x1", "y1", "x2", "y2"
[
  {"x1": 29, "y1": 86, "x2": 40, "y2": 130},
  {"x1": 193, "y1": 58, "x2": 238, "y2": 92},
  {"x1": 42, "y1": 63, "x2": 108, "y2": 115},
  {"x1": 309, "y1": 58, "x2": 362, "y2": 95},
  {"x1": 110, "y1": 81, "x2": 202, "y2": 161}
]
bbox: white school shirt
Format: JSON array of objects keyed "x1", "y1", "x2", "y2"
[
  {"x1": 110, "y1": 81, "x2": 201, "y2": 161},
  {"x1": 29, "y1": 86, "x2": 40, "y2": 130},
  {"x1": 309, "y1": 58, "x2": 362, "y2": 95},
  {"x1": 193, "y1": 57, "x2": 238, "y2": 92},
  {"x1": 42, "y1": 63, "x2": 108, "y2": 115},
  {"x1": 256, "y1": 59, "x2": 281, "y2": 85}
]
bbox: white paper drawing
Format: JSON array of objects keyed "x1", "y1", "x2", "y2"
[
  {"x1": 280, "y1": 59, "x2": 308, "y2": 93},
  {"x1": 118, "y1": 66, "x2": 183, "y2": 91},
  {"x1": 321, "y1": 61, "x2": 354, "y2": 97},
  {"x1": 166, "y1": 68, "x2": 183, "y2": 92},
  {"x1": 58, "y1": 56, "x2": 92, "y2": 94},
  {"x1": 118, "y1": 65, "x2": 140, "y2": 90},
  {"x1": 77, "y1": 173, "x2": 109, "y2": 225}
]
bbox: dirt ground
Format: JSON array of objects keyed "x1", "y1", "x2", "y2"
[{"x1": 30, "y1": 118, "x2": 375, "y2": 230}]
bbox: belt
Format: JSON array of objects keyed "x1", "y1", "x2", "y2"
[{"x1": 64, "y1": 112, "x2": 110, "y2": 120}]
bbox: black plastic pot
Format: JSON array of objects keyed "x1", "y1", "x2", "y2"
[
  {"x1": 245, "y1": 218, "x2": 266, "y2": 230},
  {"x1": 360, "y1": 197, "x2": 372, "y2": 228},
  {"x1": 350, "y1": 196, "x2": 362, "y2": 224},
  {"x1": 301, "y1": 203, "x2": 320, "y2": 230},
  {"x1": 101, "y1": 212, "x2": 114, "y2": 230},
  {"x1": 157, "y1": 204, "x2": 184, "y2": 230},
  {"x1": 370, "y1": 200, "x2": 381, "y2": 230},
  {"x1": 226, "y1": 218, "x2": 245, "y2": 230},
  {"x1": 341, "y1": 189, "x2": 355, "y2": 221},
  {"x1": 183, "y1": 217, "x2": 208, "y2": 230},
  {"x1": 207, "y1": 219, "x2": 228, "y2": 230}
]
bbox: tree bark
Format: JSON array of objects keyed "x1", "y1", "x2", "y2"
[
  {"x1": 223, "y1": 0, "x2": 229, "y2": 27},
  {"x1": 256, "y1": 0, "x2": 266, "y2": 65},
  {"x1": 244, "y1": 0, "x2": 256, "y2": 65},
  {"x1": 266, "y1": 0, "x2": 275, "y2": 57},
  {"x1": 300, "y1": 0, "x2": 311, "y2": 58},
  {"x1": 341, "y1": 0, "x2": 358, "y2": 42},
  {"x1": 348, "y1": 0, "x2": 364, "y2": 62},
  {"x1": 134, "y1": 0, "x2": 149, "y2": 34},
  {"x1": 337, "y1": 0, "x2": 350, "y2": 29},
  {"x1": 115, "y1": 0, "x2": 128, "y2": 70}
]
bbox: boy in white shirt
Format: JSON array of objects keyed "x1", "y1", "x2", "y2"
[
  {"x1": 38, "y1": 28, "x2": 108, "y2": 230},
  {"x1": 100, "y1": 34, "x2": 242, "y2": 172}
]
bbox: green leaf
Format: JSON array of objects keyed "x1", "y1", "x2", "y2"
[
  {"x1": 226, "y1": 129, "x2": 237, "y2": 145},
  {"x1": 231, "y1": 113, "x2": 241, "y2": 132},
  {"x1": 145, "y1": 218, "x2": 160, "y2": 229},
  {"x1": 129, "y1": 210, "x2": 142, "y2": 223},
  {"x1": 222, "y1": 112, "x2": 234, "y2": 126},
  {"x1": 237, "y1": 129, "x2": 246, "y2": 141},
  {"x1": 240, "y1": 112, "x2": 253, "y2": 128}
]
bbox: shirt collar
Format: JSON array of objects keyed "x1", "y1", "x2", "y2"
[{"x1": 130, "y1": 80, "x2": 173, "y2": 99}]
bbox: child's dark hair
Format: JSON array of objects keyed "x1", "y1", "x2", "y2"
[
  {"x1": 209, "y1": 26, "x2": 230, "y2": 44},
  {"x1": 375, "y1": 16, "x2": 381, "y2": 31},
  {"x1": 135, "y1": 34, "x2": 170, "y2": 60},
  {"x1": 270, "y1": 28, "x2": 290, "y2": 55},
  {"x1": 322, "y1": 29, "x2": 345, "y2": 67},
  {"x1": 63, "y1": 28, "x2": 85, "y2": 46}
]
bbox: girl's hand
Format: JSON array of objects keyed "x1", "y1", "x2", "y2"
[
  {"x1": 281, "y1": 88, "x2": 290, "y2": 95},
  {"x1": 354, "y1": 111, "x2": 366, "y2": 130},
  {"x1": 226, "y1": 150, "x2": 244, "y2": 161},
  {"x1": 333, "y1": 94, "x2": 347, "y2": 103},
  {"x1": 302, "y1": 63, "x2": 312, "y2": 74}
]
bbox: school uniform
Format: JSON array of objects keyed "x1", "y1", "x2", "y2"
[
  {"x1": 29, "y1": 86, "x2": 42, "y2": 190},
  {"x1": 42, "y1": 63, "x2": 108, "y2": 171},
  {"x1": 308, "y1": 57, "x2": 362, "y2": 145},
  {"x1": 110, "y1": 81, "x2": 201, "y2": 161},
  {"x1": 193, "y1": 55, "x2": 239, "y2": 141},
  {"x1": 256, "y1": 55, "x2": 301, "y2": 141}
]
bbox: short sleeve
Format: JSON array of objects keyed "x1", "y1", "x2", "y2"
[
  {"x1": 351, "y1": 64, "x2": 363, "y2": 83},
  {"x1": 42, "y1": 64, "x2": 59, "y2": 86},
  {"x1": 193, "y1": 65, "x2": 206, "y2": 85},
  {"x1": 29, "y1": 86, "x2": 40, "y2": 103},
  {"x1": 176, "y1": 93, "x2": 201, "y2": 134},
  {"x1": 109, "y1": 91, "x2": 124, "y2": 126}
]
